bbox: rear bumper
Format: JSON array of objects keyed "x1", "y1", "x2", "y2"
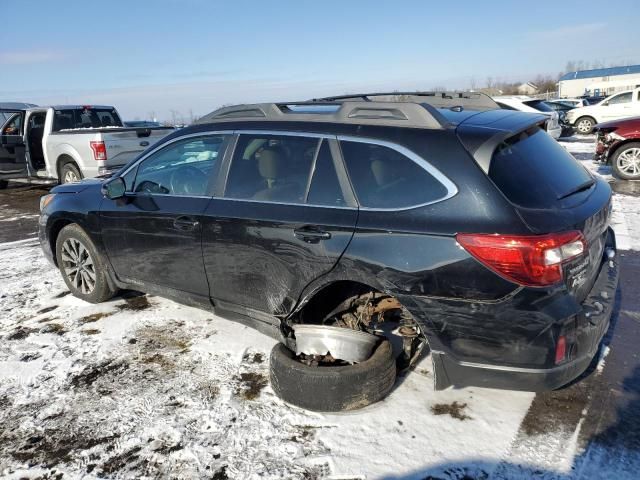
[
  {"x1": 548, "y1": 125, "x2": 562, "y2": 140},
  {"x1": 430, "y1": 229, "x2": 619, "y2": 391}
]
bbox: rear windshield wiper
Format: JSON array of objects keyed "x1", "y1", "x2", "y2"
[{"x1": 557, "y1": 179, "x2": 595, "y2": 200}]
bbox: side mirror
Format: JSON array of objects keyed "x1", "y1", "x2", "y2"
[{"x1": 102, "y1": 177, "x2": 126, "y2": 200}]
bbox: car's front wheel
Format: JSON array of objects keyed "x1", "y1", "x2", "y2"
[
  {"x1": 612, "y1": 142, "x2": 640, "y2": 180},
  {"x1": 575, "y1": 116, "x2": 596, "y2": 135},
  {"x1": 55, "y1": 224, "x2": 117, "y2": 303}
]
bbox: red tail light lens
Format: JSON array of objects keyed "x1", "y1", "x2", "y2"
[
  {"x1": 90, "y1": 141, "x2": 107, "y2": 161},
  {"x1": 456, "y1": 231, "x2": 586, "y2": 287}
]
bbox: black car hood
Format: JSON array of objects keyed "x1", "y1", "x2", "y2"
[{"x1": 51, "y1": 178, "x2": 104, "y2": 194}]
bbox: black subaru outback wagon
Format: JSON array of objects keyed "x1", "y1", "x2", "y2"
[{"x1": 39, "y1": 92, "x2": 618, "y2": 411}]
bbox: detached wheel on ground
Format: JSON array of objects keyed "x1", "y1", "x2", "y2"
[
  {"x1": 612, "y1": 142, "x2": 640, "y2": 180},
  {"x1": 575, "y1": 117, "x2": 596, "y2": 135},
  {"x1": 55, "y1": 224, "x2": 117, "y2": 303},
  {"x1": 60, "y1": 160, "x2": 83, "y2": 184},
  {"x1": 269, "y1": 340, "x2": 396, "y2": 412}
]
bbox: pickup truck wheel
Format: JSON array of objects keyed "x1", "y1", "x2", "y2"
[
  {"x1": 0, "y1": 180, "x2": 8, "y2": 189},
  {"x1": 269, "y1": 339, "x2": 396, "y2": 412},
  {"x1": 60, "y1": 161, "x2": 82, "y2": 184},
  {"x1": 612, "y1": 143, "x2": 640, "y2": 180},
  {"x1": 55, "y1": 224, "x2": 117, "y2": 303},
  {"x1": 575, "y1": 117, "x2": 595, "y2": 135}
]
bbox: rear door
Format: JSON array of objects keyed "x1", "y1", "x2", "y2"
[
  {"x1": 0, "y1": 110, "x2": 29, "y2": 179},
  {"x1": 201, "y1": 132, "x2": 358, "y2": 317}
]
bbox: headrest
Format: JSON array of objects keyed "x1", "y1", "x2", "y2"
[{"x1": 258, "y1": 147, "x2": 285, "y2": 180}]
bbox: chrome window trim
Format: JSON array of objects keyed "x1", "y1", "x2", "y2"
[
  {"x1": 117, "y1": 128, "x2": 458, "y2": 211},
  {"x1": 118, "y1": 130, "x2": 235, "y2": 179},
  {"x1": 210, "y1": 196, "x2": 358, "y2": 210},
  {"x1": 337, "y1": 134, "x2": 459, "y2": 211}
]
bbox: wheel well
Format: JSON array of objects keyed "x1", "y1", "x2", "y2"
[
  {"x1": 294, "y1": 281, "x2": 377, "y2": 325},
  {"x1": 48, "y1": 219, "x2": 74, "y2": 266},
  {"x1": 56, "y1": 155, "x2": 77, "y2": 178},
  {"x1": 609, "y1": 140, "x2": 640, "y2": 163},
  {"x1": 576, "y1": 115, "x2": 596, "y2": 124}
]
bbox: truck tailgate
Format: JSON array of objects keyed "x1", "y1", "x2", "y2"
[{"x1": 102, "y1": 127, "x2": 174, "y2": 166}]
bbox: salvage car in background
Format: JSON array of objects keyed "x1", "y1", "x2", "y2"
[
  {"x1": 39, "y1": 92, "x2": 618, "y2": 411},
  {"x1": 594, "y1": 116, "x2": 640, "y2": 180},
  {"x1": 0, "y1": 105, "x2": 173, "y2": 188},
  {"x1": 493, "y1": 96, "x2": 563, "y2": 139},
  {"x1": 566, "y1": 88, "x2": 640, "y2": 134}
]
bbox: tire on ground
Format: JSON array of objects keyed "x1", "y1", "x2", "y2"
[
  {"x1": 611, "y1": 142, "x2": 640, "y2": 181},
  {"x1": 55, "y1": 223, "x2": 117, "y2": 303},
  {"x1": 575, "y1": 116, "x2": 595, "y2": 135},
  {"x1": 269, "y1": 339, "x2": 396, "y2": 412},
  {"x1": 59, "y1": 159, "x2": 83, "y2": 184}
]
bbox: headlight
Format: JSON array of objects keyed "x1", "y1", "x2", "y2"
[
  {"x1": 606, "y1": 131, "x2": 625, "y2": 142},
  {"x1": 40, "y1": 194, "x2": 56, "y2": 211}
]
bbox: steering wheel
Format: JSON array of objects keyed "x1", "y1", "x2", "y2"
[{"x1": 170, "y1": 165, "x2": 207, "y2": 196}]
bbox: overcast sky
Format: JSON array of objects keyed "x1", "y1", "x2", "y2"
[{"x1": 1, "y1": 0, "x2": 639, "y2": 121}]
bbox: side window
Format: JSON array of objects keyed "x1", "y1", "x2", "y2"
[
  {"x1": 133, "y1": 135, "x2": 228, "y2": 196},
  {"x1": 225, "y1": 133, "x2": 319, "y2": 204},
  {"x1": 307, "y1": 141, "x2": 346, "y2": 206},
  {"x1": 608, "y1": 92, "x2": 632, "y2": 105},
  {"x1": 340, "y1": 141, "x2": 449, "y2": 209},
  {"x1": 1, "y1": 113, "x2": 23, "y2": 135}
]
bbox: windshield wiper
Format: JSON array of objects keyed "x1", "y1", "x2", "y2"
[{"x1": 557, "y1": 179, "x2": 595, "y2": 200}]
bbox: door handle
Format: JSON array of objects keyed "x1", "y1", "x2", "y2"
[
  {"x1": 173, "y1": 216, "x2": 200, "y2": 231},
  {"x1": 293, "y1": 227, "x2": 331, "y2": 242}
]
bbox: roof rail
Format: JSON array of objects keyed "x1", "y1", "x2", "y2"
[
  {"x1": 311, "y1": 91, "x2": 499, "y2": 111},
  {"x1": 196, "y1": 100, "x2": 450, "y2": 129}
]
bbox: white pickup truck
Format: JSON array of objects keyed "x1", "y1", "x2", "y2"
[
  {"x1": 566, "y1": 88, "x2": 640, "y2": 134},
  {"x1": 0, "y1": 105, "x2": 173, "y2": 188}
]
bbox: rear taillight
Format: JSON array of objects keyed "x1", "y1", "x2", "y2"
[
  {"x1": 456, "y1": 231, "x2": 586, "y2": 287},
  {"x1": 90, "y1": 141, "x2": 107, "y2": 161}
]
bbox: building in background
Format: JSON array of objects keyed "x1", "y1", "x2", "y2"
[
  {"x1": 517, "y1": 82, "x2": 539, "y2": 95},
  {"x1": 559, "y1": 65, "x2": 640, "y2": 98}
]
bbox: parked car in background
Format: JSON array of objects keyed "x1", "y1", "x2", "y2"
[
  {"x1": 548, "y1": 99, "x2": 588, "y2": 108},
  {"x1": 493, "y1": 96, "x2": 563, "y2": 139},
  {"x1": 124, "y1": 120, "x2": 164, "y2": 128},
  {"x1": 40, "y1": 92, "x2": 618, "y2": 411},
  {"x1": 567, "y1": 89, "x2": 640, "y2": 134},
  {"x1": 0, "y1": 105, "x2": 173, "y2": 188},
  {"x1": 594, "y1": 116, "x2": 640, "y2": 180},
  {"x1": 538, "y1": 100, "x2": 574, "y2": 137}
]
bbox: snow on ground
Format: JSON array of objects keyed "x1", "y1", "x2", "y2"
[{"x1": 0, "y1": 135, "x2": 638, "y2": 479}]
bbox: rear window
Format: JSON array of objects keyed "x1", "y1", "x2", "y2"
[
  {"x1": 489, "y1": 127, "x2": 593, "y2": 209},
  {"x1": 53, "y1": 107, "x2": 122, "y2": 131},
  {"x1": 523, "y1": 100, "x2": 554, "y2": 112}
]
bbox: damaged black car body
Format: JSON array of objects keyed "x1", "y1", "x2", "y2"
[{"x1": 39, "y1": 92, "x2": 619, "y2": 394}]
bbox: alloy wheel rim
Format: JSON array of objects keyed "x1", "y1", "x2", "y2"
[
  {"x1": 577, "y1": 120, "x2": 592, "y2": 133},
  {"x1": 61, "y1": 238, "x2": 96, "y2": 294},
  {"x1": 64, "y1": 170, "x2": 79, "y2": 183},
  {"x1": 617, "y1": 148, "x2": 640, "y2": 177}
]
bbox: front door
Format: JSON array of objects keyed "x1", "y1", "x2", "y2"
[
  {"x1": 0, "y1": 110, "x2": 28, "y2": 179},
  {"x1": 100, "y1": 133, "x2": 232, "y2": 301},
  {"x1": 201, "y1": 132, "x2": 358, "y2": 317},
  {"x1": 601, "y1": 91, "x2": 633, "y2": 120}
]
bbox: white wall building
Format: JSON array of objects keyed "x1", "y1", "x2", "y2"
[{"x1": 559, "y1": 65, "x2": 640, "y2": 98}]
